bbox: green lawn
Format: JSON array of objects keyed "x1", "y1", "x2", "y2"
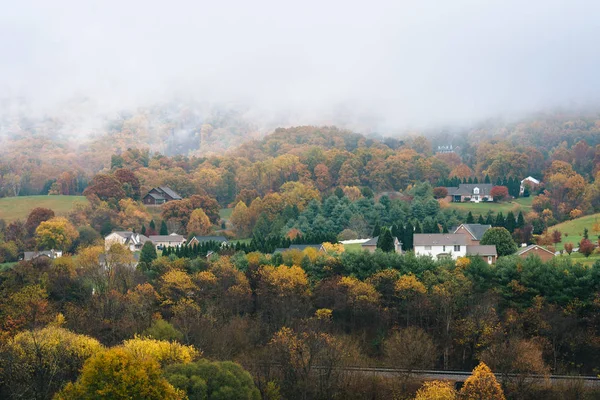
[
  {"x1": 0, "y1": 195, "x2": 88, "y2": 222},
  {"x1": 447, "y1": 197, "x2": 533, "y2": 216},
  {"x1": 548, "y1": 213, "x2": 600, "y2": 251},
  {"x1": 344, "y1": 243, "x2": 364, "y2": 252}
]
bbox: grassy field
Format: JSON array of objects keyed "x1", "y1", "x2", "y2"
[
  {"x1": 447, "y1": 197, "x2": 533, "y2": 216},
  {"x1": 343, "y1": 243, "x2": 364, "y2": 252},
  {"x1": 548, "y1": 213, "x2": 600, "y2": 251},
  {"x1": 0, "y1": 195, "x2": 88, "y2": 222}
]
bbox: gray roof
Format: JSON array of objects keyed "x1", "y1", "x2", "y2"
[
  {"x1": 24, "y1": 251, "x2": 54, "y2": 260},
  {"x1": 149, "y1": 235, "x2": 185, "y2": 242},
  {"x1": 447, "y1": 184, "x2": 494, "y2": 196},
  {"x1": 414, "y1": 234, "x2": 469, "y2": 246},
  {"x1": 453, "y1": 224, "x2": 491, "y2": 241},
  {"x1": 466, "y1": 245, "x2": 497, "y2": 256},
  {"x1": 158, "y1": 186, "x2": 182, "y2": 200},
  {"x1": 145, "y1": 192, "x2": 165, "y2": 200},
  {"x1": 289, "y1": 244, "x2": 324, "y2": 251},
  {"x1": 192, "y1": 236, "x2": 228, "y2": 244},
  {"x1": 515, "y1": 244, "x2": 554, "y2": 256}
]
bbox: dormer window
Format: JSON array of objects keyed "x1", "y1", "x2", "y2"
[{"x1": 473, "y1": 187, "x2": 480, "y2": 195}]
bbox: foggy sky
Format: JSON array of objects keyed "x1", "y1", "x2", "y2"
[{"x1": 1, "y1": 0, "x2": 600, "y2": 130}]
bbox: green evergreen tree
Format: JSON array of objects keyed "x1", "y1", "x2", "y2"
[
  {"x1": 466, "y1": 211, "x2": 475, "y2": 224},
  {"x1": 414, "y1": 221, "x2": 422, "y2": 234},
  {"x1": 377, "y1": 228, "x2": 395, "y2": 252},
  {"x1": 484, "y1": 175, "x2": 491, "y2": 184},
  {"x1": 403, "y1": 222, "x2": 413, "y2": 251},
  {"x1": 477, "y1": 214, "x2": 486, "y2": 225},
  {"x1": 485, "y1": 214, "x2": 494, "y2": 226},
  {"x1": 141, "y1": 224, "x2": 146, "y2": 235},
  {"x1": 149, "y1": 219, "x2": 156, "y2": 231},
  {"x1": 372, "y1": 222, "x2": 381, "y2": 237},
  {"x1": 494, "y1": 212, "x2": 505, "y2": 228},
  {"x1": 139, "y1": 241, "x2": 157, "y2": 265},
  {"x1": 584, "y1": 228, "x2": 589, "y2": 239},
  {"x1": 160, "y1": 220, "x2": 168, "y2": 235},
  {"x1": 505, "y1": 211, "x2": 516, "y2": 233},
  {"x1": 516, "y1": 211, "x2": 525, "y2": 229}
]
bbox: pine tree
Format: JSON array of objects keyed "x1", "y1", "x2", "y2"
[
  {"x1": 494, "y1": 212, "x2": 505, "y2": 228},
  {"x1": 473, "y1": 177, "x2": 479, "y2": 183},
  {"x1": 516, "y1": 211, "x2": 525, "y2": 229},
  {"x1": 466, "y1": 211, "x2": 475, "y2": 224},
  {"x1": 160, "y1": 220, "x2": 168, "y2": 235},
  {"x1": 496, "y1": 177, "x2": 502, "y2": 186},
  {"x1": 141, "y1": 224, "x2": 146, "y2": 235},
  {"x1": 149, "y1": 220, "x2": 156, "y2": 231},
  {"x1": 484, "y1": 175, "x2": 491, "y2": 184},
  {"x1": 477, "y1": 214, "x2": 486, "y2": 225},
  {"x1": 372, "y1": 222, "x2": 381, "y2": 238},
  {"x1": 414, "y1": 221, "x2": 422, "y2": 234},
  {"x1": 377, "y1": 228, "x2": 395, "y2": 252},
  {"x1": 139, "y1": 241, "x2": 157, "y2": 265},
  {"x1": 404, "y1": 222, "x2": 414, "y2": 251},
  {"x1": 505, "y1": 211, "x2": 516, "y2": 233},
  {"x1": 442, "y1": 223, "x2": 449, "y2": 233}
]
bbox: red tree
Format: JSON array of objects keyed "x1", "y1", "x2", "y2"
[
  {"x1": 490, "y1": 186, "x2": 509, "y2": 202},
  {"x1": 433, "y1": 187, "x2": 449, "y2": 199},
  {"x1": 83, "y1": 174, "x2": 126, "y2": 201},
  {"x1": 114, "y1": 168, "x2": 141, "y2": 200},
  {"x1": 25, "y1": 207, "x2": 55, "y2": 236},
  {"x1": 579, "y1": 238, "x2": 595, "y2": 257}
]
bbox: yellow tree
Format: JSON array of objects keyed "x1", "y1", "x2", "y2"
[
  {"x1": 35, "y1": 217, "x2": 79, "y2": 251},
  {"x1": 187, "y1": 208, "x2": 212, "y2": 235},
  {"x1": 257, "y1": 265, "x2": 310, "y2": 326},
  {"x1": 230, "y1": 201, "x2": 252, "y2": 237},
  {"x1": 415, "y1": 380, "x2": 457, "y2": 400},
  {"x1": 54, "y1": 347, "x2": 184, "y2": 400},
  {"x1": 395, "y1": 273, "x2": 426, "y2": 326},
  {"x1": 3, "y1": 321, "x2": 104, "y2": 399},
  {"x1": 460, "y1": 362, "x2": 505, "y2": 400}
]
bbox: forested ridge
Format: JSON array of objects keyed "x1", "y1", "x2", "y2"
[{"x1": 1, "y1": 109, "x2": 600, "y2": 399}]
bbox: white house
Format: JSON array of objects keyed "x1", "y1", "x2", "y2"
[
  {"x1": 413, "y1": 234, "x2": 469, "y2": 260},
  {"x1": 520, "y1": 176, "x2": 540, "y2": 195},
  {"x1": 148, "y1": 233, "x2": 186, "y2": 250},
  {"x1": 105, "y1": 232, "x2": 149, "y2": 252}
]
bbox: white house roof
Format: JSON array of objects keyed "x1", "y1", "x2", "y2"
[
  {"x1": 521, "y1": 176, "x2": 540, "y2": 184},
  {"x1": 149, "y1": 235, "x2": 185, "y2": 242}
]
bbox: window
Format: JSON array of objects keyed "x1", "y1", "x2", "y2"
[
  {"x1": 424, "y1": 245, "x2": 432, "y2": 250},
  {"x1": 443, "y1": 245, "x2": 446, "y2": 252},
  {"x1": 454, "y1": 245, "x2": 461, "y2": 252},
  {"x1": 473, "y1": 187, "x2": 480, "y2": 194}
]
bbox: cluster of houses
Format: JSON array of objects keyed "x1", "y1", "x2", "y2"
[
  {"x1": 442, "y1": 176, "x2": 541, "y2": 204},
  {"x1": 104, "y1": 231, "x2": 229, "y2": 251},
  {"x1": 354, "y1": 222, "x2": 554, "y2": 264}
]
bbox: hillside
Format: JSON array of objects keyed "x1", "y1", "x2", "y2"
[
  {"x1": 0, "y1": 195, "x2": 88, "y2": 223},
  {"x1": 549, "y1": 213, "x2": 600, "y2": 251}
]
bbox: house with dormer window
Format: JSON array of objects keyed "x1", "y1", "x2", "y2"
[{"x1": 444, "y1": 184, "x2": 494, "y2": 203}]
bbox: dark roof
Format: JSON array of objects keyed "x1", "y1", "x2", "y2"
[
  {"x1": 414, "y1": 234, "x2": 469, "y2": 246},
  {"x1": 447, "y1": 184, "x2": 494, "y2": 196},
  {"x1": 158, "y1": 186, "x2": 182, "y2": 200},
  {"x1": 289, "y1": 244, "x2": 324, "y2": 251},
  {"x1": 191, "y1": 236, "x2": 228, "y2": 244},
  {"x1": 273, "y1": 248, "x2": 290, "y2": 253},
  {"x1": 145, "y1": 192, "x2": 165, "y2": 200},
  {"x1": 24, "y1": 251, "x2": 53, "y2": 260},
  {"x1": 466, "y1": 245, "x2": 497, "y2": 256},
  {"x1": 453, "y1": 224, "x2": 491, "y2": 241},
  {"x1": 515, "y1": 244, "x2": 555, "y2": 256}
]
